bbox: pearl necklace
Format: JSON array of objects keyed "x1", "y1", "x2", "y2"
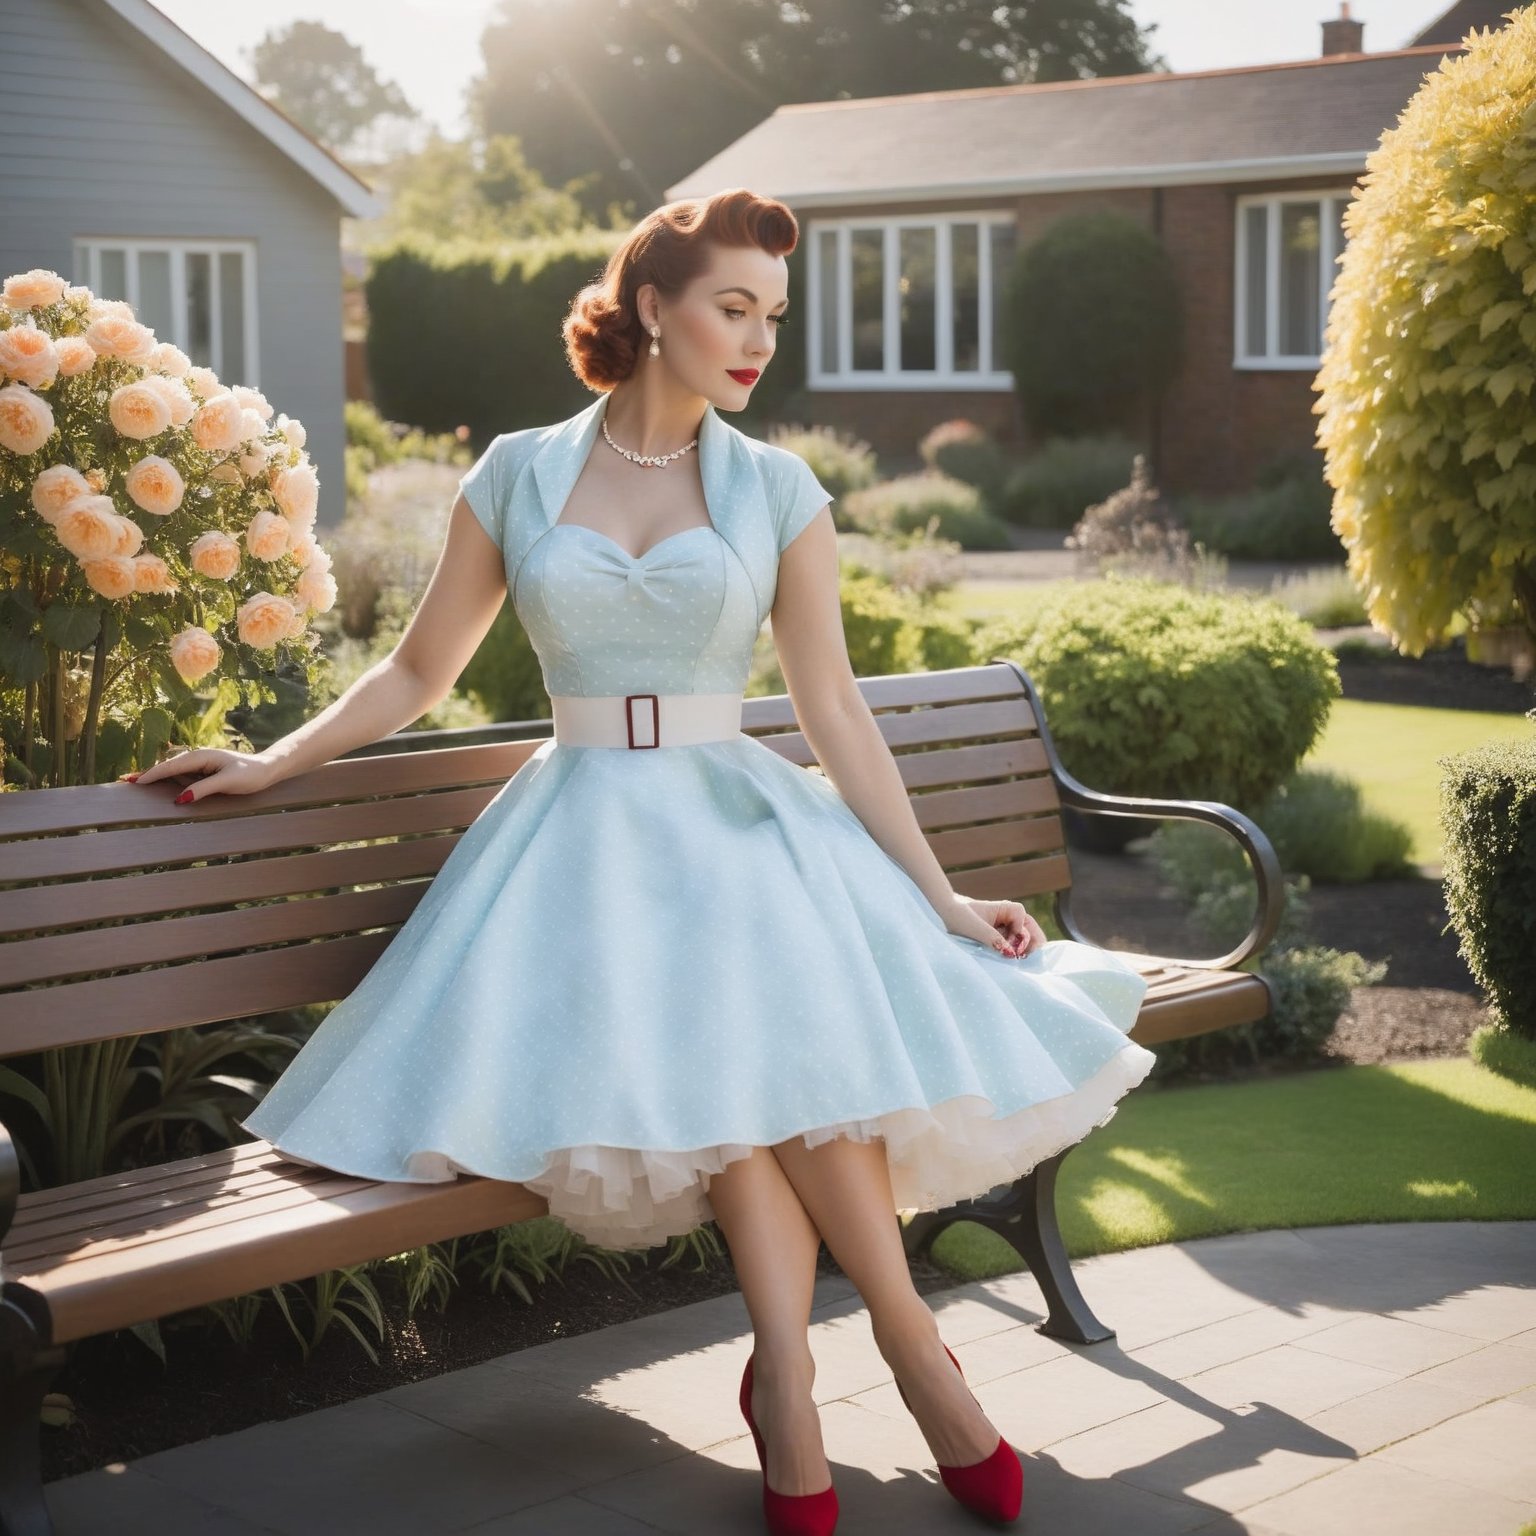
[{"x1": 602, "y1": 415, "x2": 699, "y2": 469}]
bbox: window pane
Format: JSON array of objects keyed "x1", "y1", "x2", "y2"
[
  {"x1": 951, "y1": 223, "x2": 979, "y2": 372},
  {"x1": 1244, "y1": 205, "x2": 1267, "y2": 355},
  {"x1": 898, "y1": 226, "x2": 936, "y2": 371},
  {"x1": 138, "y1": 250, "x2": 174, "y2": 342},
  {"x1": 989, "y1": 223, "x2": 1016, "y2": 370},
  {"x1": 817, "y1": 228, "x2": 837, "y2": 373},
  {"x1": 185, "y1": 251, "x2": 212, "y2": 367},
  {"x1": 851, "y1": 229, "x2": 884, "y2": 371},
  {"x1": 219, "y1": 251, "x2": 246, "y2": 383},
  {"x1": 98, "y1": 248, "x2": 127, "y2": 301},
  {"x1": 1280, "y1": 201, "x2": 1322, "y2": 355}
]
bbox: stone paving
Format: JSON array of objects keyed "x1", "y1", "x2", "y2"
[{"x1": 46, "y1": 1220, "x2": 1536, "y2": 1535}]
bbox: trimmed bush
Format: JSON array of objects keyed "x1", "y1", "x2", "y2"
[
  {"x1": 1178, "y1": 449, "x2": 1343, "y2": 562},
  {"x1": 919, "y1": 419, "x2": 1012, "y2": 506},
  {"x1": 1003, "y1": 209, "x2": 1182, "y2": 437},
  {"x1": 1440, "y1": 734, "x2": 1536, "y2": 1039},
  {"x1": 977, "y1": 576, "x2": 1341, "y2": 812},
  {"x1": 842, "y1": 471, "x2": 1013, "y2": 550},
  {"x1": 996, "y1": 433, "x2": 1141, "y2": 529}
]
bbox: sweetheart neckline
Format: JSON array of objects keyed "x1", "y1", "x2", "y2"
[{"x1": 550, "y1": 522, "x2": 716, "y2": 563}]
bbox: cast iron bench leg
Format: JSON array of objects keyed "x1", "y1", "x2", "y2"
[
  {"x1": 0, "y1": 1289, "x2": 63, "y2": 1536},
  {"x1": 900, "y1": 1147, "x2": 1115, "y2": 1345}
]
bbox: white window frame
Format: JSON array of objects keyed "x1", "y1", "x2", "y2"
[
  {"x1": 1233, "y1": 190, "x2": 1353, "y2": 370},
  {"x1": 806, "y1": 212, "x2": 1017, "y2": 390},
  {"x1": 71, "y1": 236, "x2": 260, "y2": 386}
]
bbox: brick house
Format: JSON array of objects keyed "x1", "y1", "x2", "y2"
[{"x1": 666, "y1": 2, "x2": 1505, "y2": 495}]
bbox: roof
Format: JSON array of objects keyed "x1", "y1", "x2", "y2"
[
  {"x1": 1410, "y1": 0, "x2": 1516, "y2": 45},
  {"x1": 93, "y1": 0, "x2": 384, "y2": 218},
  {"x1": 664, "y1": 43, "x2": 1467, "y2": 206}
]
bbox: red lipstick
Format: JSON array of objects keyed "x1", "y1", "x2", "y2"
[{"x1": 727, "y1": 368, "x2": 759, "y2": 384}]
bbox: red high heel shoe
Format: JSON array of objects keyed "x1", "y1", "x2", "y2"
[
  {"x1": 738, "y1": 1352, "x2": 840, "y2": 1536},
  {"x1": 895, "y1": 1343, "x2": 1024, "y2": 1523}
]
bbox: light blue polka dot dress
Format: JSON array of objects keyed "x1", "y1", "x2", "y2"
[{"x1": 239, "y1": 393, "x2": 1156, "y2": 1251}]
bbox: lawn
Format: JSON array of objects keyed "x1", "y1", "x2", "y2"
[
  {"x1": 1303, "y1": 698, "x2": 1534, "y2": 869},
  {"x1": 927, "y1": 1057, "x2": 1536, "y2": 1279}
]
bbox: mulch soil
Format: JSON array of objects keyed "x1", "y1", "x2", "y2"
[{"x1": 37, "y1": 641, "x2": 1528, "y2": 1485}]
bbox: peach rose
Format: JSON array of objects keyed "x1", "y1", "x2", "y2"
[
  {"x1": 54, "y1": 336, "x2": 97, "y2": 377},
  {"x1": 245, "y1": 508, "x2": 292, "y2": 562},
  {"x1": 63, "y1": 284, "x2": 93, "y2": 305},
  {"x1": 87, "y1": 298, "x2": 133, "y2": 321},
  {"x1": 80, "y1": 554, "x2": 137, "y2": 599},
  {"x1": 0, "y1": 383, "x2": 56, "y2": 454},
  {"x1": 53, "y1": 495, "x2": 123, "y2": 559},
  {"x1": 2, "y1": 269, "x2": 67, "y2": 310},
  {"x1": 141, "y1": 372, "x2": 194, "y2": 427},
  {"x1": 186, "y1": 365, "x2": 220, "y2": 398},
  {"x1": 109, "y1": 381, "x2": 171, "y2": 440},
  {"x1": 277, "y1": 414, "x2": 307, "y2": 450},
  {"x1": 132, "y1": 552, "x2": 178, "y2": 594},
  {"x1": 31, "y1": 464, "x2": 92, "y2": 523},
  {"x1": 238, "y1": 407, "x2": 265, "y2": 445},
  {"x1": 191, "y1": 392, "x2": 245, "y2": 452},
  {"x1": 190, "y1": 529, "x2": 242, "y2": 579},
  {"x1": 306, "y1": 542, "x2": 333, "y2": 577},
  {"x1": 0, "y1": 324, "x2": 59, "y2": 388},
  {"x1": 148, "y1": 342, "x2": 191, "y2": 377},
  {"x1": 236, "y1": 590, "x2": 298, "y2": 649},
  {"x1": 287, "y1": 528, "x2": 318, "y2": 568},
  {"x1": 170, "y1": 626, "x2": 221, "y2": 684},
  {"x1": 295, "y1": 563, "x2": 337, "y2": 613},
  {"x1": 238, "y1": 445, "x2": 269, "y2": 477},
  {"x1": 271, "y1": 460, "x2": 319, "y2": 522},
  {"x1": 285, "y1": 606, "x2": 308, "y2": 640},
  {"x1": 84, "y1": 314, "x2": 156, "y2": 363},
  {"x1": 208, "y1": 461, "x2": 244, "y2": 485},
  {"x1": 112, "y1": 512, "x2": 143, "y2": 557},
  {"x1": 232, "y1": 386, "x2": 273, "y2": 421},
  {"x1": 124, "y1": 455, "x2": 185, "y2": 515}
]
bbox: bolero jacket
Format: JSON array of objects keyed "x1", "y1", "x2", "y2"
[{"x1": 456, "y1": 394, "x2": 834, "y2": 630}]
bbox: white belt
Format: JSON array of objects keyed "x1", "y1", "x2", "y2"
[{"x1": 550, "y1": 691, "x2": 744, "y2": 749}]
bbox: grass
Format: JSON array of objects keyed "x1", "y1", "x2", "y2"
[
  {"x1": 1303, "y1": 698, "x2": 1534, "y2": 869},
  {"x1": 926, "y1": 1057, "x2": 1536, "y2": 1279}
]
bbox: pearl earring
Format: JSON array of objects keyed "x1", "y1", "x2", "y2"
[{"x1": 649, "y1": 326, "x2": 660, "y2": 358}]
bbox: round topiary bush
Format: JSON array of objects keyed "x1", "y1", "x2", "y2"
[{"x1": 977, "y1": 575, "x2": 1341, "y2": 813}]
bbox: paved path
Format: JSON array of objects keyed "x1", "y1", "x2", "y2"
[{"x1": 48, "y1": 1221, "x2": 1536, "y2": 1534}]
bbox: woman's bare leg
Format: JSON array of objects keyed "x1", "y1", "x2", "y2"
[
  {"x1": 769, "y1": 1132, "x2": 1001, "y2": 1468},
  {"x1": 704, "y1": 1146, "x2": 832, "y2": 1496}
]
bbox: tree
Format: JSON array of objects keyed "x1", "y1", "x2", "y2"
[
  {"x1": 468, "y1": 0, "x2": 1166, "y2": 221},
  {"x1": 247, "y1": 21, "x2": 417, "y2": 160},
  {"x1": 1314, "y1": 7, "x2": 1536, "y2": 658}
]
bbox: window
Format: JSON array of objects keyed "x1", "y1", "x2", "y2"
[
  {"x1": 72, "y1": 238, "x2": 258, "y2": 385},
  {"x1": 1234, "y1": 191, "x2": 1352, "y2": 368},
  {"x1": 808, "y1": 213, "x2": 1017, "y2": 389}
]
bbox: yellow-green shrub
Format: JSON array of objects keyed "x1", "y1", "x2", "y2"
[{"x1": 1315, "y1": 10, "x2": 1536, "y2": 655}]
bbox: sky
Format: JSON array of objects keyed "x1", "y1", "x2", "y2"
[{"x1": 148, "y1": 0, "x2": 1455, "y2": 144}]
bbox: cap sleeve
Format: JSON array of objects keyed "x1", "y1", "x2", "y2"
[
  {"x1": 456, "y1": 434, "x2": 511, "y2": 548},
  {"x1": 773, "y1": 450, "x2": 833, "y2": 555}
]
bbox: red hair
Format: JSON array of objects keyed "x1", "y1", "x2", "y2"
[{"x1": 562, "y1": 188, "x2": 800, "y2": 392}]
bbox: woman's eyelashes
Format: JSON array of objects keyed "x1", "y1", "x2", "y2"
[{"x1": 723, "y1": 307, "x2": 789, "y2": 327}]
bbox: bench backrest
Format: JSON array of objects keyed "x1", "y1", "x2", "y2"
[{"x1": 0, "y1": 659, "x2": 1069, "y2": 1055}]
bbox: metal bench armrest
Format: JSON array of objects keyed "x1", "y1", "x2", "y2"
[{"x1": 989, "y1": 656, "x2": 1285, "y2": 973}]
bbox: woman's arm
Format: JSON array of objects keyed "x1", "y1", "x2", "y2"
[{"x1": 769, "y1": 511, "x2": 1042, "y2": 957}]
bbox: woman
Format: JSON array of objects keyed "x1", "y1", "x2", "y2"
[{"x1": 125, "y1": 187, "x2": 1156, "y2": 1534}]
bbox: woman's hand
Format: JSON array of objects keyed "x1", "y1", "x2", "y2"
[
  {"x1": 940, "y1": 893, "x2": 1048, "y2": 958},
  {"x1": 118, "y1": 746, "x2": 279, "y2": 803}
]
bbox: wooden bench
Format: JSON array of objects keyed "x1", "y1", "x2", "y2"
[{"x1": 0, "y1": 656, "x2": 1281, "y2": 1533}]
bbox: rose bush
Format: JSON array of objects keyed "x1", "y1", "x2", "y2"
[{"x1": 0, "y1": 267, "x2": 337, "y2": 787}]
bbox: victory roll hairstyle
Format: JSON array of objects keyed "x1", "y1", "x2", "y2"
[{"x1": 562, "y1": 187, "x2": 799, "y2": 391}]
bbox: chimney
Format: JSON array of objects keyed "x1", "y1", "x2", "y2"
[{"x1": 1322, "y1": 2, "x2": 1366, "y2": 55}]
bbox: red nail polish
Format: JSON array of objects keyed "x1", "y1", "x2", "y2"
[
  {"x1": 175, "y1": 789, "x2": 193, "y2": 804},
  {"x1": 123, "y1": 772, "x2": 140, "y2": 782}
]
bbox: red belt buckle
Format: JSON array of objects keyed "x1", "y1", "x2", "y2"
[{"x1": 624, "y1": 693, "x2": 660, "y2": 748}]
